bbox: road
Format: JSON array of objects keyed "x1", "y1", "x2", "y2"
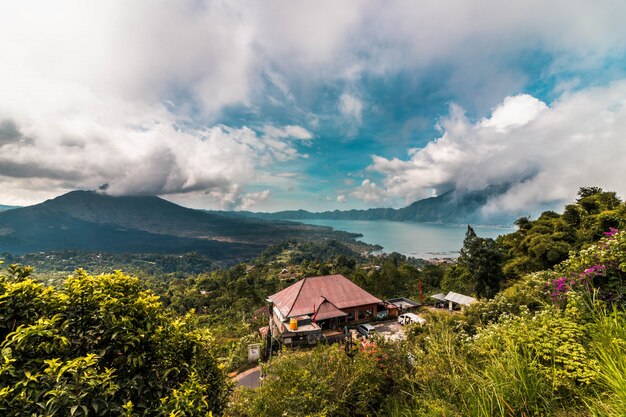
[{"x1": 234, "y1": 366, "x2": 261, "y2": 389}]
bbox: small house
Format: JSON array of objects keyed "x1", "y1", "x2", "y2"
[{"x1": 267, "y1": 274, "x2": 382, "y2": 347}]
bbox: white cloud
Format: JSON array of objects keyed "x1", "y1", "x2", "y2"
[
  {"x1": 0, "y1": 80, "x2": 309, "y2": 207},
  {"x1": 1, "y1": 0, "x2": 626, "y2": 209},
  {"x1": 338, "y1": 92, "x2": 365, "y2": 137},
  {"x1": 339, "y1": 93, "x2": 364, "y2": 124},
  {"x1": 237, "y1": 189, "x2": 272, "y2": 210},
  {"x1": 350, "y1": 179, "x2": 386, "y2": 204},
  {"x1": 337, "y1": 194, "x2": 347, "y2": 203},
  {"x1": 359, "y1": 81, "x2": 626, "y2": 212},
  {"x1": 479, "y1": 95, "x2": 548, "y2": 132},
  {"x1": 262, "y1": 124, "x2": 313, "y2": 140}
]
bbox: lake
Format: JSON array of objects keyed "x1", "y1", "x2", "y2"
[{"x1": 298, "y1": 219, "x2": 516, "y2": 259}]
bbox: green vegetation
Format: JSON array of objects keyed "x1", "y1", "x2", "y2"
[
  {"x1": 229, "y1": 229, "x2": 626, "y2": 416},
  {"x1": 229, "y1": 340, "x2": 411, "y2": 417},
  {"x1": 498, "y1": 187, "x2": 626, "y2": 278},
  {"x1": 1, "y1": 186, "x2": 625, "y2": 416},
  {"x1": 0, "y1": 266, "x2": 229, "y2": 416},
  {"x1": 441, "y1": 225, "x2": 504, "y2": 298}
]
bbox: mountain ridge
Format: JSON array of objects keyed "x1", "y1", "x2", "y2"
[
  {"x1": 224, "y1": 186, "x2": 518, "y2": 225},
  {"x1": 0, "y1": 190, "x2": 371, "y2": 264}
]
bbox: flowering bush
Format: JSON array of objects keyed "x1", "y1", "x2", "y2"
[{"x1": 555, "y1": 229, "x2": 626, "y2": 306}]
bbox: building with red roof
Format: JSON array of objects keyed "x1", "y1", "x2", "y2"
[{"x1": 267, "y1": 274, "x2": 382, "y2": 347}]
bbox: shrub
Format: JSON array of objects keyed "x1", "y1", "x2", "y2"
[
  {"x1": 229, "y1": 340, "x2": 411, "y2": 417},
  {"x1": 0, "y1": 267, "x2": 230, "y2": 416}
]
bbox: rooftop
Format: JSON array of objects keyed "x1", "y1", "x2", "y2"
[
  {"x1": 268, "y1": 274, "x2": 381, "y2": 318},
  {"x1": 444, "y1": 291, "x2": 477, "y2": 306}
]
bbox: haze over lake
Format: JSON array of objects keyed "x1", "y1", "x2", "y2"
[{"x1": 297, "y1": 219, "x2": 515, "y2": 259}]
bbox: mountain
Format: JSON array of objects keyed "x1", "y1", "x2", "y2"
[
  {"x1": 0, "y1": 191, "x2": 367, "y2": 264},
  {"x1": 232, "y1": 186, "x2": 517, "y2": 225},
  {"x1": 0, "y1": 205, "x2": 19, "y2": 212}
]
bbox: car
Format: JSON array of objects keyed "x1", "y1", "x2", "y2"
[
  {"x1": 356, "y1": 323, "x2": 377, "y2": 338},
  {"x1": 398, "y1": 313, "x2": 426, "y2": 326}
]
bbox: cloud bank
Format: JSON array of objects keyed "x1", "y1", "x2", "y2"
[
  {"x1": 1, "y1": 0, "x2": 625, "y2": 209},
  {"x1": 363, "y1": 81, "x2": 626, "y2": 214}
]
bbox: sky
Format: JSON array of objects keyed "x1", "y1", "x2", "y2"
[{"x1": 1, "y1": 1, "x2": 626, "y2": 215}]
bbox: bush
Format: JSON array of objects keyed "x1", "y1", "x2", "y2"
[
  {"x1": 229, "y1": 340, "x2": 411, "y2": 417},
  {"x1": 0, "y1": 267, "x2": 230, "y2": 416}
]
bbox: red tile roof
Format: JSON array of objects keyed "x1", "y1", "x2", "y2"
[
  {"x1": 314, "y1": 298, "x2": 347, "y2": 321},
  {"x1": 268, "y1": 274, "x2": 381, "y2": 318}
]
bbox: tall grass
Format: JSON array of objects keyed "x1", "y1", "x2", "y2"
[
  {"x1": 587, "y1": 306, "x2": 626, "y2": 417},
  {"x1": 462, "y1": 347, "x2": 555, "y2": 417}
]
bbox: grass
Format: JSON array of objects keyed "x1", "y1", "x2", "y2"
[{"x1": 586, "y1": 306, "x2": 626, "y2": 417}]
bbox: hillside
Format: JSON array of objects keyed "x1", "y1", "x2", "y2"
[
  {"x1": 230, "y1": 185, "x2": 518, "y2": 225},
  {"x1": 0, "y1": 190, "x2": 370, "y2": 264},
  {"x1": 0, "y1": 205, "x2": 19, "y2": 212}
]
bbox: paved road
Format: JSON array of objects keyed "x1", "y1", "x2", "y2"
[{"x1": 234, "y1": 367, "x2": 261, "y2": 389}]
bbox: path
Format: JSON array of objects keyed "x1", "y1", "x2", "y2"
[{"x1": 233, "y1": 366, "x2": 261, "y2": 389}]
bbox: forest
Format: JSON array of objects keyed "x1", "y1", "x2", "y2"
[{"x1": 1, "y1": 187, "x2": 625, "y2": 416}]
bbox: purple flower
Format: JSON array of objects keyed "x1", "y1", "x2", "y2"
[
  {"x1": 582, "y1": 264, "x2": 606, "y2": 276},
  {"x1": 550, "y1": 276, "x2": 570, "y2": 302},
  {"x1": 603, "y1": 227, "x2": 619, "y2": 237}
]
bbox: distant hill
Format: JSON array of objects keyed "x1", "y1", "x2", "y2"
[
  {"x1": 0, "y1": 191, "x2": 369, "y2": 265},
  {"x1": 230, "y1": 186, "x2": 518, "y2": 225},
  {"x1": 0, "y1": 204, "x2": 19, "y2": 212}
]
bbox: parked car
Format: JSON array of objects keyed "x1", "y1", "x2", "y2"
[
  {"x1": 398, "y1": 313, "x2": 426, "y2": 326},
  {"x1": 356, "y1": 323, "x2": 377, "y2": 338}
]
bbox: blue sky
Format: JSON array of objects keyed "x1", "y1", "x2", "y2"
[{"x1": 1, "y1": 1, "x2": 626, "y2": 214}]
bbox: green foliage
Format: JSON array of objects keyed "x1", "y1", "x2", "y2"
[
  {"x1": 0, "y1": 267, "x2": 229, "y2": 416},
  {"x1": 352, "y1": 254, "x2": 422, "y2": 299},
  {"x1": 440, "y1": 263, "x2": 474, "y2": 295},
  {"x1": 0, "y1": 266, "x2": 60, "y2": 341},
  {"x1": 229, "y1": 340, "x2": 410, "y2": 417},
  {"x1": 462, "y1": 345, "x2": 556, "y2": 417},
  {"x1": 586, "y1": 306, "x2": 626, "y2": 416},
  {"x1": 157, "y1": 372, "x2": 217, "y2": 417},
  {"x1": 440, "y1": 226, "x2": 504, "y2": 298},
  {"x1": 469, "y1": 301, "x2": 598, "y2": 391},
  {"x1": 464, "y1": 271, "x2": 552, "y2": 326},
  {"x1": 556, "y1": 230, "x2": 626, "y2": 306},
  {"x1": 500, "y1": 187, "x2": 626, "y2": 278}
]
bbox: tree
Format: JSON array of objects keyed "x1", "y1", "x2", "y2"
[
  {"x1": 0, "y1": 267, "x2": 230, "y2": 416},
  {"x1": 499, "y1": 187, "x2": 626, "y2": 278},
  {"x1": 458, "y1": 226, "x2": 504, "y2": 298}
]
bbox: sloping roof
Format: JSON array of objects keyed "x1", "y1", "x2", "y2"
[
  {"x1": 430, "y1": 293, "x2": 447, "y2": 301},
  {"x1": 268, "y1": 274, "x2": 382, "y2": 318},
  {"x1": 444, "y1": 291, "x2": 477, "y2": 306},
  {"x1": 314, "y1": 298, "x2": 347, "y2": 321},
  {"x1": 386, "y1": 297, "x2": 422, "y2": 309}
]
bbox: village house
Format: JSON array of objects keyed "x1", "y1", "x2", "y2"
[{"x1": 267, "y1": 274, "x2": 382, "y2": 347}]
